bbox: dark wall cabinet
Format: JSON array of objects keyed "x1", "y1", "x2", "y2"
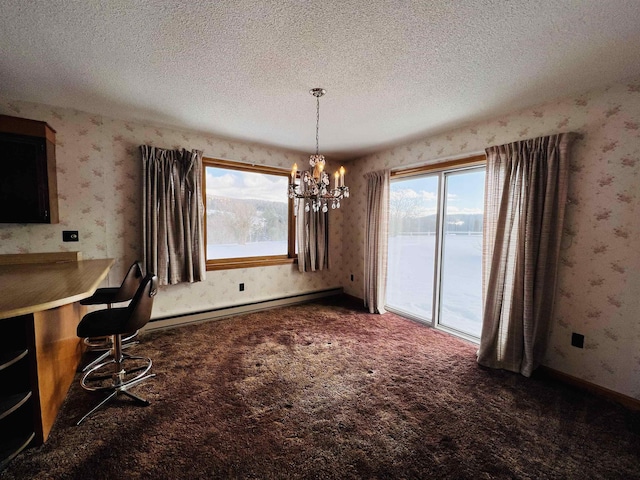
[{"x1": 0, "y1": 115, "x2": 58, "y2": 224}]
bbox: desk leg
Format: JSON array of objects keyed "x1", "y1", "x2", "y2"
[{"x1": 30, "y1": 302, "x2": 85, "y2": 443}]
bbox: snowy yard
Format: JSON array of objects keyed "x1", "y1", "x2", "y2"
[{"x1": 387, "y1": 234, "x2": 482, "y2": 338}]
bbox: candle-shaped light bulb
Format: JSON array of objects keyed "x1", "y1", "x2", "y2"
[
  {"x1": 339, "y1": 166, "x2": 345, "y2": 187},
  {"x1": 334, "y1": 171, "x2": 339, "y2": 189},
  {"x1": 291, "y1": 163, "x2": 297, "y2": 183}
]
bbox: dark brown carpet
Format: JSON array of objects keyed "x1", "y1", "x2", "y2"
[{"x1": 2, "y1": 297, "x2": 639, "y2": 479}]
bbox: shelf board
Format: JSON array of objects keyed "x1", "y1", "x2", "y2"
[
  {"x1": 0, "y1": 349, "x2": 28, "y2": 371},
  {"x1": 0, "y1": 391, "x2": 32, "y2": 421},
  {"x1": 0, "y1": 431, "x2": 35, "y2": 471}
]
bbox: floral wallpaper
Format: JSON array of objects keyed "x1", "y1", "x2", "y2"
[
  {"x1": 2, "y1": 77, "x2": 638, "y2": 402},
  {"x1": 0, "y1": 98, "x2": 345, "y2": 319},
  {"x1": 342, "y1": 79, "x2": 640, "y2": 401}
]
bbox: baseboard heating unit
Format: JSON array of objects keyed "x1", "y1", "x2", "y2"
[{"x1": 144, "y1": 287, "x2": 343, "y2": 332}]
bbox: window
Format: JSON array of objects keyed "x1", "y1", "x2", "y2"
[
  {"x1": 386, "y1": 156, "x2": 485, "y2": 341},
  {"x1": 203, "y1": 158, "x2": 295, "y2": 270}
]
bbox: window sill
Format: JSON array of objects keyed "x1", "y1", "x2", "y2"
[{"x1": 206, "y1": 256, "x2": 297, "y2": 271}]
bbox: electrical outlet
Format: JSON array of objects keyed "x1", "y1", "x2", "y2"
[
  {"x1": 239, "y1": 283, "x2": 245, "y2": 292},
  {"x1": 571, "y1": 332, "x2": 584, "y2": 348},
  {"x1": 63, "y1": 230, "x2": 79, "y2": 242}
]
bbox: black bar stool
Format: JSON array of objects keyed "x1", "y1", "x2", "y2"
[
  {"x1": 79, "y1": 261, "x2": 144, "y2": 371},
  {"x1": 76, "y1": 274, "x2": 158, "y2": 425}
]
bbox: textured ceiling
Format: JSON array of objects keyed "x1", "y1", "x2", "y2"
[{"x1": 1, "y1": 1, "x2": 640, "y2": 160}]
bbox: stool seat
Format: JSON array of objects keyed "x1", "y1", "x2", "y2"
[
  {"x1": 78, "y1": 308, "x2": 135, "y2": 337},
  {"x1": 76, "y1": 274, "x2": 158, "y2": 425},
  {"x1": 80, "y1": 287, "x2": 121, "y2": 306},
  {"x1": 80, "y1": 261, "x2": 143, "y2": 306},
  {"x1": 78, "y1": 261, "x2": 144, "y2": 372}
]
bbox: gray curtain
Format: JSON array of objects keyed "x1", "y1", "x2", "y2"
[
  {"x1": 141, "y1": 145, "x2": 206, "y2": 285},
  {"x1": 477, "y1": 133, "x2": 576, "y2": 376},
  {"x1": 364, "y1": 169, "x2": 390, "y2": 314},
  {"x1": 296, "y1": 192, "x2": 330, "y2": 272}
]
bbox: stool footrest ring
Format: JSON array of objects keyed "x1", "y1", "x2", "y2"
[
  {"x1": 81, "y1": 341, "x2": 139, "y2": 372},
  {"x1": 83, "y1": 331, "x2": 139, "y2": 350},
  {"x1": 80, "y1": 356, "x2": 153, "y2": 392}
]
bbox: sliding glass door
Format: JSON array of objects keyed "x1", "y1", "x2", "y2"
[
  {"x1": 386, "y1": 165, "x2": 485, "y2": 340},
  {"x1": 386, "y1": 175, "x2": 439, "y2": 320}
]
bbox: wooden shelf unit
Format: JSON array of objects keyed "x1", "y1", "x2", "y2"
[
  {"x1": 0, "y1": 317, "x2": 35, "y2": 470},
  {"x1": 0, "y1": 254, "x2": 113, "y2": 471}
]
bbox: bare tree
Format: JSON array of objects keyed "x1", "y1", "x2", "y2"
[
  {"x1": 389, "y1": 189, "x2": 423, "y2": 236},
  {"x1": 225, "y1": 200, "x2": 257, "y2": 244}
]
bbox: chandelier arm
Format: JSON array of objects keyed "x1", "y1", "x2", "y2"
[{"x1": 289, "y1": 87, "x2": 347, "y2": 211}]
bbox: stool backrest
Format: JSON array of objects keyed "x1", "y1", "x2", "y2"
[
  {"x1": 113, "y1": 261, "x2": 144, "y2": 303},
  {"x1": 123, "y1": 274, "x2": 158, "y2": 333}
]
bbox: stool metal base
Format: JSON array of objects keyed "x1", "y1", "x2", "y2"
[
  {"x1": 76, "y1": 372, "x2": 156, "y2": 425},
  {"x1": 83, "y1": 331, "x2": 139, "y2": 349},
  {"x1": 80, "y1": 355, "x2": 153, "y2": 391},
  {"x1": 81, "y1": 340, "x2": 139, "y2": 373},
  {"x1": 77, "y1": 334, "x2": 155, "y2": 426},
  {"x1": 81, "y1": 331, "x2": 139, "y2": 372}
]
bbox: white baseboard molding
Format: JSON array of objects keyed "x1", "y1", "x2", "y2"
[{"x1": 143, "y1": 287, "x2": 343, "y2": 332}]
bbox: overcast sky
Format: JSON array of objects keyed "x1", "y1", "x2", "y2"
[
  {"x1": 205, "y1": 167, "x2": 288, "y2": 204},
  {"x1": 391, "y1": 168, "x2": 485, "y2": 216}
]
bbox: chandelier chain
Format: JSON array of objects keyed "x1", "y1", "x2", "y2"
[
  {"x1": 288, "y1": 87, "x2": 349, "y2": 213},
  {"x1": 315, "y1": 95, "x2": 320, "y2": 156}
]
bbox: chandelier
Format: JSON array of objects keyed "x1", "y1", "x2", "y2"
[{"x1": 288, "y1": 88, "x2": 349, "y2": 213}]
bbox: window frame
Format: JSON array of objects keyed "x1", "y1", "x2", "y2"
[
  {"x1": 390, "y1": 154, "x2": 485, "y2": 180},
  {"x1": 202, "y1": 157, "x2": 296, "y2": 271},
  {"x1": 387, "y1": 154, "x2": 486, "y2": 343}
]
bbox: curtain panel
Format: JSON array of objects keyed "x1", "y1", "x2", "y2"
[
  {"x1": 296, "y1": 182, "x2": 330, "y2": 272},
  {"x1": 477, "y1": 133, "x2": 576, "y2": 376},
  {"x1": 364, "y1": 169, "x2": 390, "y2": 314},
  {"x1": 141, "y1": 145, "x2": 206, "y2": 285}
]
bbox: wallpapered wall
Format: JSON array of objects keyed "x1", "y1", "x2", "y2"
[
  {"x1": 0, "y1": 98, "x2": 345, "y2": 318},
  {"x1": 1, "y1": 78, "x2": 638, "y2": 400},
  {"x1": 342, "y1": 79, "x2": 640, "y2": 400}
]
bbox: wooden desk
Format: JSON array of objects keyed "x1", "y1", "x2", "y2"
[
  {"x1": 0, "y1": 259, "x2": 115, "y2": 320},
  {"x1": 0, "y1": 256, "x2": 113, "y2": 469}
]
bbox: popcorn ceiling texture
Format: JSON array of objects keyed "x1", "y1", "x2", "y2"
[
  {"x1": 342, "y1": 79, "x2": 640, "y2": 400},
  {"x1": 1, "y1": 1, "x2": 640, "y2": 159}
]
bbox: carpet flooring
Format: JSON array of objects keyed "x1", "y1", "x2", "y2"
[{"x1": 2, "y1": 297, "x2": 639, "y2": 479}]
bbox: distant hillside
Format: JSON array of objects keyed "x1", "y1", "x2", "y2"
[
  {"x1": 205, "y1": 195, "x2": 288, "y2": 245},
  {"x1": 390, "y1": 213, "x2": 483, "y2": 235}
]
